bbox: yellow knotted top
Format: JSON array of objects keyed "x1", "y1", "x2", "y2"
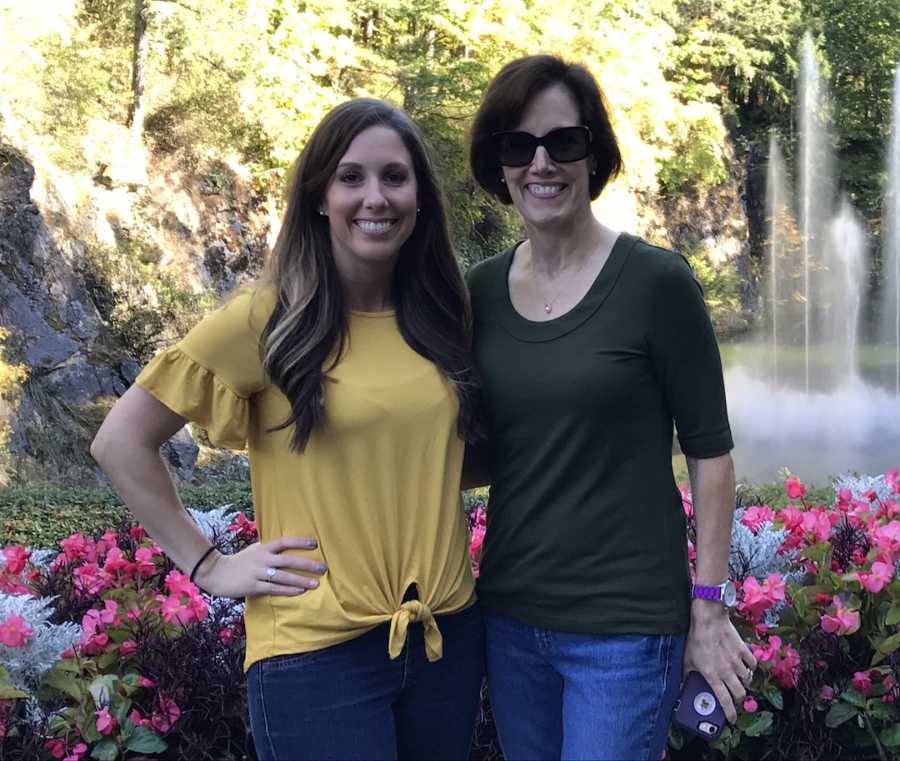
[
  {"x1": 135, "y1": 287, "x2": 476, "y2": 671},
  {"x1": 388, "y1": 600, "x2": 444, "y2": 662}
]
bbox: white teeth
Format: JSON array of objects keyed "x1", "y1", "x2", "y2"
[
  {"x1": 355, "y1": 220, "x2": 395, "y2": 233},
  {"x1": 528, "y1": 184, "x2": 564, "y2": 197}
]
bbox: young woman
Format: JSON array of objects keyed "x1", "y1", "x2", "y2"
[
  {"x1": 466, "y1": 56, "x2": 756, "y2": 760},
  {"x1": 92, "y1": 99, "x2": 484, "y2": 761}
]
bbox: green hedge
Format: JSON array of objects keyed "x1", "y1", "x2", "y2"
[{"x1": 0, "y1": 482, "x2": 252, "y2": 548}]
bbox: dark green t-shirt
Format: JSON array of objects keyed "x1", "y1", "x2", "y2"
[{"x1": 467, "y1": 233, "x2": 733, "y2": 635}]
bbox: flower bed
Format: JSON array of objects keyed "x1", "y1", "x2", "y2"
[{"x1": 1, "y1": 471, "x2": 898, "y2": 761}]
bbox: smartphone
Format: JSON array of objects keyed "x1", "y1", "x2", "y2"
[{"x1": 672, "y1": 671, "x2": 726, "y2": 741}]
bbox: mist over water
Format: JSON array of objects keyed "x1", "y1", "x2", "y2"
[{"x1": 725, "y1": 39, "x2": 900, "y2": 485}]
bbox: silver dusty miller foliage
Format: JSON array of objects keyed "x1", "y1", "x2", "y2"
[{"x1": 0, "y1": 594, "x2": 81, "y2": 692}]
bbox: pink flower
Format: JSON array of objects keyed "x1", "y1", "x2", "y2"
[
  {"x1": 72, "y1": 562, "x2": 112, "y2": 596},
  {"x1": 785, "y1": 475, "x2": 807, "y2": 500},
  {"x1": 119, "y1": 639, "x2": 138, "y2": 656},
  {"x1": 870, "y1": 521, "x2": 900, "y2": 563},
  {"x1": 151, "y1": 694, "x2": 181, "y2": 733},
  {"x1": 853, "y1": 671, "x2": 873, "y2": 695},
  {"x1": 157, "y1": 593, "x2": 193, "y2": 625},
  {"x1": 743, "y1": 696, "x2": 758, "y2": 713},
  {"x1": 227, "y1": 512, "x2": 258, "y2": 538},
  {"x1": 2, "y1": 545, "x2": 30, "y2": 574},
  {"x1": 751, "y1": 634, "x2": 782, "y2": 662},
  {"x1": 134, "y1": 547, "x2": 157, "y2": 577},
  {"x1": 138, "y1": 675, "x2": 157, "y2": 688},
  {"x1": 0, "y1": 614, "x2": 33, "y2": 647},
  {"x1": 45, "y1": 738, "x2": 66, "y2": 759},
  {"x1": 772, "y1": 644, "x2": 800, "y2": 688},
  {"x1": 129, "y1": 707, "x2": 150, "y2": 727},
  {"x1": 469, "y1": 525, "x2": 485, "y2": 558},
  {"x1": 102, "y1": 547, "x2": 133, "y2": 576},
  {"x1": 741, "y1": 505, "x2": 775, "y2": 533},
  {"x1": 129, "y1": 524, "x2": 147, "y2": 541},
  {"x1": 679, "y1": 485, "x2": 694, "y2": 519},
  {"x1": 63, "y1": 741, "x2": 88, "y2": 761},
  {"x1": 738, "y1": 573, "x2": 785, "y2": 622},
  {"x1": 59, "y1": 532, "x2": 91, "y2": 561},
  {"x1": 858, "y1": 561, "x2": 893, "y2": 594},
  {"x1": 801, "y1": 509, "x2": 832, "y2": 543},
  {"x1": 81, "y1": 632, "x2": 110, "y2": 655},
  {"x1": 820, "y1": 685, "x2": 835, "y2": 700},
  {"x1": 820, "y1": 596, "x2": 860, "y2": 636},
  {"x1": 887, "y1": 467, "x2": 900, "y2": 494},
  {"x1": 95, "y1": 707, "x2": 117, "y2": 736},
  {"x1": 164, "y1": 569, "x2": 198, "y2": 597}
]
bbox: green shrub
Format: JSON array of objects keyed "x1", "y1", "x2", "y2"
[{"x1": 0, "y1": 481, "x2": 252, "y2": 548}]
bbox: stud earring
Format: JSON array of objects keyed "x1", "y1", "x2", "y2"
[
  {"x1": 318, "y1": 209, "x2": 327, "y2": 216},
  {"x1": 416, "y1": 207, "x2": 421, "y2": 214},
  {"x1": 500, "y1": 177, "x2": 506, "y2": 184}
]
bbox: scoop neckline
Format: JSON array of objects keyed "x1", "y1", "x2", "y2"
[
  {"x1": 349, "y1": 309, "x2": 396, "y2": 318},
  {"x1": 495, "y1": 231, "x2": 637, "y2": 343}
]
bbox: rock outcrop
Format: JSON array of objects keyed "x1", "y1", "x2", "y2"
[{"x1": 0, "y1": 144, "x2": 197, "y2": 483}]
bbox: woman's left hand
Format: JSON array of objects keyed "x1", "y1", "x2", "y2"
[{"x1": 683, "y1": 601, "x2": 757, "y2": 724}]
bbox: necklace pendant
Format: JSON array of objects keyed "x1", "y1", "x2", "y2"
[{"x1": 544, "y1": 303, "x2": 552, "y2": 314}]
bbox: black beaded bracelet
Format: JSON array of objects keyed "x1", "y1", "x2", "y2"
[{"x1": 189, "y1": 544, "x2": 219, "y2": 585}]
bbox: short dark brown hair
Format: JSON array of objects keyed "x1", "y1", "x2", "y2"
[{"x1": 470, "y1": 55, "x2": 622, "y2": 204}]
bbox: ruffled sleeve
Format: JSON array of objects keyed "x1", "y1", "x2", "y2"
[{"x1": 134, "y1": 288, "x2": 273, "y2": 450}]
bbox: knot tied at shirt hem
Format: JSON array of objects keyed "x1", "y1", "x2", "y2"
[{"x1": 388, "y1": 600, "x2": 443, "y2": 662}]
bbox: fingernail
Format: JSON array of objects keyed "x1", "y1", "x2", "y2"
[
  {"x1": 316, "y1": 564, "x2": 327, "y2": 573},
  {"x1": 306, "y1": 539, "x2": 318, "y2": 549},
  {"x1": 308, "y1": 579, "x2": 318, "y2": 588}
]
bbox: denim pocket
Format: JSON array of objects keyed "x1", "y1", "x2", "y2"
[{"x1": 259, "y1": 647, "x2": 330, "y2": 673}]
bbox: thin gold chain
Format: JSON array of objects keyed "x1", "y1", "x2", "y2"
[{"x1": 531, "y1": 249, "x2": 595, "y2": 314}]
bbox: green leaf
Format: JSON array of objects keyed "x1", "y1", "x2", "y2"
[
  {"x1": 0, "y1": 681, "x2": 28, "y2": 699},
  {"x1": 826, "y1": 701, "x2": 859, "y2": 728},
  {"x1": 41, "y1": 666, "x2": 86, "y2": 702},
  {"x1": 762, "y1": 685, "x2": 783, "y2": 710},
  {"x1": 90, "y1": 738, "x2": 119, "y2": 761},
  {"x1": 840, "y1": 688, "x2": 867, "y2": 708},
  {"x1": 867, "y1": 700, "x2": 898, "y2": 722},
  {"x1": 743, "y1": 710, "x2": 774, "y2": 737},
  {"x1": 96, "y1": 650, "x2": 119, "y2": 670},
  {"x1": 881, "y1": 723, "x2": 900, "y2": 748},
  {"x1": 876, "y1": 632, "x2": 900, "y2": 655},
  {"x1": 886, "y1": 602, "x2": 900, "y2": 627},
  {"x1": 89, "y1": 674, "x2": 118, "y2": 707},
  {"x1": 125, "y1": 726, "x2": 167, "y2": 754}
]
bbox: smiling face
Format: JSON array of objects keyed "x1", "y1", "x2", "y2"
[
  {"x1": 322, "y1": 125, "x2": 419, "y2": 276},
  {"x1": 501, "y1": 84, "x2": 593, "y2": 231}
]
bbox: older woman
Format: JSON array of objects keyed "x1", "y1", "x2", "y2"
[{"x1": 466, "y1": 55, "x2": 755, "y2": 760}]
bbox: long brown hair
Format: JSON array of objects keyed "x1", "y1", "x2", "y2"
[{"x1": 261, "y1": 98, "x2": 482, "y2": 451}]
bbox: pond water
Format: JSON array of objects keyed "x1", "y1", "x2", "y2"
[{"x1": 719, "y1": 346, "x2": 900, "y2": 486}]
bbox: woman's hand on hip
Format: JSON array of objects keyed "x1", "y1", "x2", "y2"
[
  {"x1": 193, "y1": 536, "x2": 327, "y2": 599},
  {"x1": 683, "y1": 601, "x2": 758, "y2": 724}
]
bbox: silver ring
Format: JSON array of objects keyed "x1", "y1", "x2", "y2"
[{"x1": 265, "y1": 566, "x2": 277, "y2": 579}]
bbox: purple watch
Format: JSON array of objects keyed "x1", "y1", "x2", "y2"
[{"x1": 691, "y1": 580, "x2": 737, "y2": 609}]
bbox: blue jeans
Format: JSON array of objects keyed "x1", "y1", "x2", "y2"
[
  {"x1": 484, "y1": 610, "x2": 685, "y2": 761},
  {"x1": 247, "y1": 602, "x2": 484, "y2": 761}
]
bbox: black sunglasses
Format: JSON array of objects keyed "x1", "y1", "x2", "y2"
[{"x1": 492, "y1": 126, "x2": 593, "y2": 167}]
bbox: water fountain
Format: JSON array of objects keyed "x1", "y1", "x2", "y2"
[
  {"x1": 879, "y1": 64, "x2": 900, "y2": 396},
  {"x1": 724, "y1": 38, "x2": 900, "y2": 484}
]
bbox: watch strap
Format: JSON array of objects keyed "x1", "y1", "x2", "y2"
[{"x1": 691, "y1": 583, "x2": 723, "y2": 602}]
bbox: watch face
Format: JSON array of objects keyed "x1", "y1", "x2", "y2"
[{"x1": 722, "y1": 580, "x2": 737, "y2": 608}]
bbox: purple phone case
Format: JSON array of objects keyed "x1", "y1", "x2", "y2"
[{"x1": 672, "y1": 671, "x2": 726, "y2": 742}]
